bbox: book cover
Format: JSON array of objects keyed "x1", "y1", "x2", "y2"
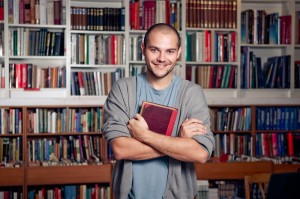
[{"x1": 140, "y1": 101, "x2": 178, "y2": 136}]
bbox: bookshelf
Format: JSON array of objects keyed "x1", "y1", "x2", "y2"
[
  {"x1": 0, "y1": 0, "x2": 300, "y2": 198},
  {"x1": 0, "y1": 0, "x2": 298, "y2": 105},
  {"x1": 0, "y1": 105, "x2": 112, "y2": 198}
]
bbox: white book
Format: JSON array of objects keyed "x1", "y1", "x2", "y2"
[
  {"x1": 88, "y1": 35, "x2": 95, "y2": 65},
  {"x1": 51, "y1": 111, "x2": 57, "y2": 133},
  {"x1": 47, "y1": 0, "x2": 54, "y2": 25},
  {"x1": 13, "y1": 0, "x2": 20, "y2": 24},
  {"x1": 39, "y1": 0, "x2": 47, "y2": 25}
]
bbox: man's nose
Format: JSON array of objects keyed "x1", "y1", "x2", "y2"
[{"x1": 157, "y1": 52, "x2": 166, "y2": 62}]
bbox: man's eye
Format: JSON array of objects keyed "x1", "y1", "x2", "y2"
[
  {"x1": 150, "y1": 49, "x2": 157, "y2": 52},
  {"x1": 168, "y1": 50, "x2": 175, "y2": 54}
]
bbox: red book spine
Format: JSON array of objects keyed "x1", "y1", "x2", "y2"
[
  {"x1": 134, "y1": 1, "x2": 139, "y2": 30},
  {"x1": 215, "y1": 65, "x2": 223, "y2": 88},
  {"x1": 228, "y1": 65, "x2": 236, "y2": 88},
  {"x1": 77, "y1": 71, "x2": 85, "y2": 96},
  {"x1": 19, "y1": 0, "x2": 25, "y2": 24},
  {"x1": 21, "y1": 63, "x2": 28, "y2": 88},
  {"x1": 208, "y1": 66, "x2": 215, "y2": 88},
  {"x1": 271, "y1": 133, "x2": 278, "y2": 156},
  {"x1": 15, "y1": 64, "x2": 22, "y2": 88},
  {"x1": 230, "y1": 31, "x2": 236, "y2": 62},
  {"x1": 165, "y1": 0, "x2": 170, "y2": 25},
  {"x1": 287, "y1": 132, "x2": 294, "y2": 156},
  {"x1": 0, "y1": 0, "x2": 4, "y2": 21},
  {"x1": 53, "y1": 0, "x2": 62, "y2": 25},
  {"x1": 110, "y1": 35, "x2": 116, "y2": 65},
  {"x1": 204, "y1": 30, "x2": 211, "y2": 62}
]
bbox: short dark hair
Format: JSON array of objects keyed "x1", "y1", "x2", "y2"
[{"x1": 143, "y1": 23, "x2": 181, "y2": 49}]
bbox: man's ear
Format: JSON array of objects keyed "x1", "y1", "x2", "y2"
[
  {"x1": 177, "y1": 46, "x2": 182, "y2": 59},
  {"x1": 141, "y1": 43, "x2": 145, "y2": 56}
]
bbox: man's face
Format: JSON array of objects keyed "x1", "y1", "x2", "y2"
[{"x1": 142, "y1": 30, "x2": 182, "y2": 79}]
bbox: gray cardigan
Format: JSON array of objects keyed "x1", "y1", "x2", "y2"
[{"x1": 102, "y1": 76, "x2": 215, "y2": 199}]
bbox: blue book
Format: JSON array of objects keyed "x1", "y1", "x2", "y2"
[{"x1": 269, "y1": 13, "x2": 279, "y2": 44}]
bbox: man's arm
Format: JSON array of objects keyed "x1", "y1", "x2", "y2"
[
  {"x1": 111, "y1": 137, "x2": 164, "y2": 160},
  {"x1": 127, "y1": 114, "x2": 209, "y2": 163}
]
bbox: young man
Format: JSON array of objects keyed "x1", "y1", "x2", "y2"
[{"x1": 102, "y1": 23, "x2": 215, "y2": 199}]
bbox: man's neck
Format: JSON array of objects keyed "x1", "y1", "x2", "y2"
[{"x1": 146, "y1": 73, "x2": 174, "y2": 90}]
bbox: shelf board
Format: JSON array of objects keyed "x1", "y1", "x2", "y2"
[
  {"x1": 0, "y1": 168, "x2": 24, "y2": 186},
  {"x1": 273, "y1": 164, "x2": 300, "y2": 173},
  {"x1": 194, "y1": 161, "x2": 273, "y2": 180},
  {"x1": 27, "y1": 164, "x2": 112, "y2": 185}
]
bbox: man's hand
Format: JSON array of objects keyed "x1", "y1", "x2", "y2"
[
  {"x1": 127, "y1": 114, "x2": 149, "y2": 141},
  {"x1": 180, "y1": 118, "x2": 207, "y2": 138}
]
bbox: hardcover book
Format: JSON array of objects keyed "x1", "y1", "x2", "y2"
[{"x1": 140, "y1": 101, "x2": 178, "y2": 136}]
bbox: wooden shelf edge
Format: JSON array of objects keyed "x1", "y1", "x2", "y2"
[
  {"x1": 194, "y1": 162, "x2": 300, "y2": 180},
  {"x1": 195, "y1": 161, "x2": 273, "y2": 180},
  {"x1": 0, "y1": 168, "x2": 24, "y2": 186},
  {"x1": 27, "y1": 164, "x2": 112, "y2": 186}
]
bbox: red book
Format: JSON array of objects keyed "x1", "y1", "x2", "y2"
[
  {"x1": 228, "y1": 65, "x2": 236, "y2": 88},
  {"x1": 19, "y1": 0, "x2": 25, "y2": 24},
  {"x1": 53, "y1": 0, "x2": 62, "y2": 25},
  {"x1": 230, "y1": 31, "x2": 236, "y2": 62},
  {"x1": 15, "y1": 63, "x2": 22, "y2": 88},
  {"x1": 287, "y1": 132, "x2": 294, "y2": 156},
  {"x1": 271, "y1": 133, "x2": 278, "y2": 156},
  {"x1": 77, "y1": 71, "x2": 85, "y2": 96},
  {"x1": 140, "y1": 101, "x2": 178, "y2": 136},
  {"x1": 21, "y1": 63, "x2": 28, "y2": 88},
  {"x1": 0, "y1": 0, "x2": 4, "y2": 21},
  {"x1": 204, "y1": 30, "x2": 211, "y2": 62}
]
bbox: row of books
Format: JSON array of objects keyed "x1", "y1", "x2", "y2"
[
  {"x1": 296, "y1": 61, "x2": 300, "y2": 88},
  {"x1": 241, "y1": 10, "x2": 291, "y2": 45},
  {"x1": 9, "y1": 63, "x2": 66, "y2": 89},
  {"x1": 71, "y1": 34, "x2": 125, "y2": 65},
  {"x1": 130, "y1": 0, "x2": 181, "y2": 30},
  {"x1": 71, "y1": 69, "x2": 123, "y2": 96},
  {"x1": 186, "y1": 30, "x2": 212, "y2": 62},
  {"x1": 28, "y1": 108, "x2": 97, "y2": 134},
  {"x1": 0, "y1": 108, "x2": 22, "y2": 135},
  {"x1": 130, "y1": 35, "x2": 144, "y2": 61},
  {"x1": 27, "y1": 107, "x2": 102, "y2": 134},
  {"x1": 71, "y1": 7, "x2": 125, "y2": 31},
  {"x1": 28, "y1": 135, "x2": 102, "y2": 164},
  {"x1": 214, "y1": 133, "x2": 253, "y2": 159},
  {"x1": 214, "y1": 132, "x2": 300, "y2": 161},
  {"x1": 256, "y1": 132, "x2": 300, "y2": 158},
  {"x1": 186, "y1": 65, "x2": 237, "y2": 89},
  {"x1": 241, "y1": 47, "x2": 290, "y2": 89},
  {"x1": 28, "y1": 184, "x2": 110, "y2": 199},
  {"x1": 8, "y1": 0, "x2": 65, "y2": 25},
  {"x1": 10, "y1": 28, "x2": 64, "y2": 56},
  {"x1": 210, "y1": 107, "x2": 252, "y2": 132},
  {"x1": 0, "y1": 137, "x2": 22, "y2": 166},
  {"x1": 195, "y1": 181, "x2": 219, "y2": 199},
  {"x1": 186, "y1": 0, "x2": 237, "y2": 29},
  {"x1": 256, "y1": 107, "x2": 300, "y2": 131},
  {"x1": 0, "y1": 190, "x2": 22, "y2": 199}
]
